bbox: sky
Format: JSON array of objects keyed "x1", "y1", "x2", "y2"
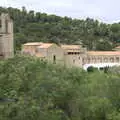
[{"x1": 1, "y1": 0, "x2": 120, "y2": 23}]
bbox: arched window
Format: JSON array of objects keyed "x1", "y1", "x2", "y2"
[
  {"x1": 87, "y1": 57, "x2": 90, "y2": 63},
  {"x1": 0, "y1": 20, "x2": 1, "y2": 27},
  {"x1": 5, "y1": 20, "x2": 8, "y2": 33},
  {"x1": 92, "y1": 57, "x2": 96, "y2": 63},
  {"x1": 110, "y1": 57, "x2": 114, "y2": 62},
  {"x1": 82, "y1": 58, "x2": 85, "y2": 64},
  {"x1": 104, "y1": 58, "x2": 108, "y2": 62},
  {"x1": 116, "y1": 57, "x2": 119, "y2": 62},
  {"x1": 98, "y1": 57, "x2": 102, "y2": 63}
]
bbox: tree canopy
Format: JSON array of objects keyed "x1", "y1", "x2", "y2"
[
  {"x1": 0, "y1": 6, "x2": 120, "y2": 51},
  {"x1": 0, "y1": 55, "x2": 120, "y2": 120}
]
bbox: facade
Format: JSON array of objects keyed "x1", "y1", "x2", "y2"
[
  {"x1": 22, "y1": 42, "x2": 120, "y2": 68},
  {"x1": 61, "y1": 45, "x2": 87, "y2": 67},
  {"x1": 22, "y1": 42, "x2": 64, "y2": 65},
  {"x1": 0, "y1": 13, "x2": 14, "y2": 59}
]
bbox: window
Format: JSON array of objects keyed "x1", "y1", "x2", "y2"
[
  {"x1": 0, "y1": 20, "x2": 1, "y2": 27},
  {"x1": 110, "y1": 57, "x2": 114, "y2": 62},
  {"x1": 116, "y1": 57, "x2": 119, "y2": 62},
  {"x1": 5, "y1": 20, "x2": 8, "y2": 33},
  {"x1": 35, "y1": 48, "x2": 39, "y2": 53},
  {"x1": 68, "y1": 52, "x2": 81, "y2": 55},
  {"x1": 104, "y1": 58, "x2": 108, "y2": 62},
  {"x1": 87, "y1": 58, "x2": 90, "y2": 63},
  {"x1": 92, "y1": 57, "x2": 96, "y2": 63},
  {"x1": 53, "y1": 55, "x2": 56, "y2": 64},
  {"x1": 0, "y1": 54, "x2": 3, "y2": 56},
  {"x1": 73, "y1": 59, "x2": 75, "y2": 63},
  {"x1": 68, "y1": 52, "x2": 73, "y2": 55},
  {"x1": 98, "y1": 58, "x2": 102, "y2": 62}
]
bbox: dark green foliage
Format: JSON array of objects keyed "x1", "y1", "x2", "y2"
[
  {"x1": 104, "y1": 66, "x2": 109, "y2": 73},
  {"x1": 87, "y1": 66, "x2": 95, "y2": 72},
  {"x1": 0, "y1": 7, "x2": 120, "y2": 51},
  {"x1": 87, "y1": 66, "x2": 98, "y2": 72},
  {"x1": 0, "y1": 56, "x2": 120, "y2": 120}
]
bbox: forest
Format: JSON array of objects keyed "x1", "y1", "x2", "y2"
[
  {"x1": 1, "y1": 6, "x2": 120, "y2": 50},
  {"x1": 0, "y1": 55, "x2": 120, "y2": 120}
]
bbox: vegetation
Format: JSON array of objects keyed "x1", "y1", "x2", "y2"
[
  {"x1": 0, "y1": 6, "x2": 120, "y2": 50},
  {"x1": 1, "y1": 6, "x2": 120, "y2": 120},
  {"x1": 0, "y1": 56, "x2": 120, "y2": 120}
]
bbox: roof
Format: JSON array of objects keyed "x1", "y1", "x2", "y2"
[
  {"x1": 61, "y1": 45, "x2": 81, "y2": 49},
  {"x1": 37, "y1": 43, "x2": 53, "y2": 49},
  {"x1": 23, "y1": 42, "x2": 54, "y2": 48},
  {"x1": 87, "y1": 51, "x2": 120, "y2": 56},
  {"x1": 115, "y1": 46, "x2": 120, "y2": 49},
  {"x1": 23, "y1": 42, "x2": 43, "y2": 46}
]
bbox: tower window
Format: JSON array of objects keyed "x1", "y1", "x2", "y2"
[
  {"x1": 5, "y1": 20, "x2": 8, "y2": 33},
  {"x1": 0, "y1": 20, "x2": 1, "y2": 27}
]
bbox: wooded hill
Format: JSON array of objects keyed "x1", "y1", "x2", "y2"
[{"x1": 0, "y1": 6, "x2": 120, "y2": 50}]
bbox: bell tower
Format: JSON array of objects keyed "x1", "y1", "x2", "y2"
[{"x1": 0, "y1": 13, "x2": 14, "y2": 59}]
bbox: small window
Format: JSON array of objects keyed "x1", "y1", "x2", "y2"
[
  {"x1": 0, "y1": 20, "x2": 1, "y2": 27},
  {"x1": 53, "y1": 55, "x2": 56, "y2": 64},
  {"x1": 116, "y1": 57, "x2": 119, "y2": 62},
  {"x1": 104, "y1": 58, "x2": 108, "y2": 62},
  {"x1": 35, "y1": 48, "x2": 39, "y2": 53},
  {"x1": 79, "y1": 57, "x2": 80, "y2": 60},
  {"x1": 5, "y1": 20, "x2": 8, "y2": 33},
  {"x1": 73, "y1": 59, "x2": 75, "y2": 63},
  {"x1": 110, "y1": 58, "x2": 114, "y2": 62}
]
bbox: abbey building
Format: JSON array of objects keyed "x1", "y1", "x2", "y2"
[
  {"x1": 22, "y1": 42, "x2": 120, "y2": 68},
  {"x1": 0, "y1": 13, "x2": 14, "y2": 59}
]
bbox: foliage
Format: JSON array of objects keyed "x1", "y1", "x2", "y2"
[
  {"x1": 0, "y1": 56, "x2": 120, "y2": 119},
  {"x1": 0, "y1": 7, "x2": 120, "y2": 51},
  {"x1": 87, "y1": 66, "x2": 98, "y2": 72}
]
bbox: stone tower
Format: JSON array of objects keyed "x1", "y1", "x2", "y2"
[{"x1": 0, "y1": 13, "x2": 14, "y2": 59}]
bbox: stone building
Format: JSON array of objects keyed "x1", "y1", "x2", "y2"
[
  {"x1": 0, "y1": 13, "x2": 14, "y2": 59},
  {"x1": 22, "y1": 42, "x2": 120, "y2": 68},
  {"x1": 61, "y1": 45, "x2": 87, "y2": 67},
  {"x1": 84, "y1": 51, "x2": 120, "y2": 64},
  {"x1": 22, "y1": 42, "x2": 64, "y2": 65}
]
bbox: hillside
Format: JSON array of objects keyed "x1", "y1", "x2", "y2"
[{"x1": 0, "y1": 6, "x2": 120, "y2": 51}]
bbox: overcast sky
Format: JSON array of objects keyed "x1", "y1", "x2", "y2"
[{"x1": 1, "y1": 0, "x2": 120, "y2": 23}]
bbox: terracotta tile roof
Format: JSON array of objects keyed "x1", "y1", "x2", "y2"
[
  {"x1": 87, "y1": 51, "x2": 120, "y2": 56},
  {"x1": 61, "y1": 45, "x2": 81, "y2": 49}
]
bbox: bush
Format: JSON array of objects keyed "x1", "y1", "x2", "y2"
[
  {"x1": 87, "y1": 66, "x2": 98, "y2": 72},
  {"x1": 0, "y1": 56, "x2": 120, "y2": 120}
]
